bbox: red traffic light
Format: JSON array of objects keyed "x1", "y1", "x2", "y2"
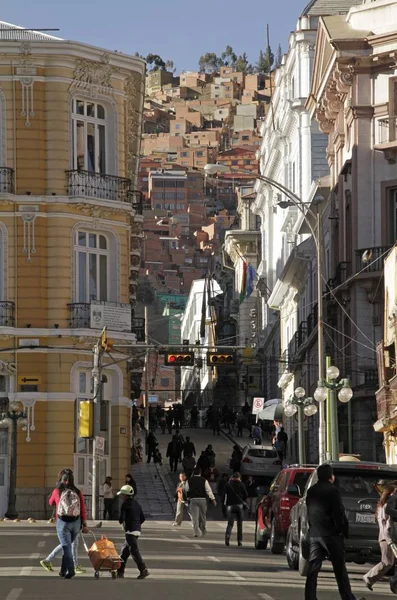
[
  {"x1": 165, "y1": 351, "x2": 195, "y2": 366},
  {"x1": 169, "y1": 355, "x2": 177, "y2": 363}
]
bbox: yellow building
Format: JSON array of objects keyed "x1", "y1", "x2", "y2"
[{"x1": 0, "y1": 23, "x2": 145, "y2": 517}]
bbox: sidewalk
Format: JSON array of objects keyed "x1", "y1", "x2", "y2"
[{"x1": 129, "y1": 461, "x2": 175, "y2": 520}]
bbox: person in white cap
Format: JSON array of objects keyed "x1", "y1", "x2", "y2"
[{"x1": 117, "y1": 484, "x2": 149, "y2": 580}]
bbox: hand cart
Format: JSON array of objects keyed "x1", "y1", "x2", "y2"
[{"x1": 82, "y1": 531, "x2": 122, "y2": 580}]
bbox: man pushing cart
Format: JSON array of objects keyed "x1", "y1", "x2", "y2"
[{"x1": 116, "y1": 484, "x2": 149, "y2": 580}]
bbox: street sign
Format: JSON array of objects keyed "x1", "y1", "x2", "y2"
[
  {"x1": 252, "y1": 397, "x2": 265, "y2": 415},
  {"x1": 17, "y1": 375, "x2": 41, "y2": 385},
  {"x1": 148, "y1": 395, "x2": 159, "y2": 404},
  {"x1": 94, "y1": 436, "x2": 105, "y2": 460}
]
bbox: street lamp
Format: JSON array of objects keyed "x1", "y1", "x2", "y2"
[
  {"x1": 205, "y1": 163, "x2": 327, "y2": 463},
  {"x1": 0, "y1": 400, "x2": 28, "y2": 519},
  {"x1": 284, "y1": 386, "x2": 318, "y2": 465},
  {"x1": 314, "y1": 365, "x2": 353, "y2": 461}
]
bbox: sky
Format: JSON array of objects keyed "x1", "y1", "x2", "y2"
[{"x1": 1, "y1": 0, "x2": 303, "y2": 72}]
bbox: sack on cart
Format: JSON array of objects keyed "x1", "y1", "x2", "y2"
[{"x1": 88, "y1": 535, "x2": 121, "y2": 571}]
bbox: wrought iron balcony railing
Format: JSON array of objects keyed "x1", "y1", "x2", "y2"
[
  {"x1": 0, "y1": 301, "x2": 15, "y2": 327},
  {"x1": 131, "y1": 317, "x2": 145, "y2": 342},
  {"x1": 0, "y1": 168, "x2": 14, "y2": 194},
  {"x1": 307, "y1": 303, "x2": 318, "y2": 338},
  {"x1": 67, "y1": 303, "x2": 90, "y2": 328},
  {"x1": 355, "y1": 246, "x2": 392, "y2": 274},
  {"x1": 66, "y1": 170, "x2": 133, "y2": 203}
]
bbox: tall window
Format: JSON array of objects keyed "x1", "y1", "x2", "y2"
[
  {"x1": 72, "y1": 99, "x2": 107, "y2": 173},
  {"x1": 75, "y1": 231, "x2": 109, "y2": 302}
]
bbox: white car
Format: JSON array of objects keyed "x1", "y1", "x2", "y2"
[{"x1": 240, "y1": 445, "x2": 282, "y2": 479}]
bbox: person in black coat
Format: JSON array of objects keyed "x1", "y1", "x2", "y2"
[
  {"x1": 305, "y1": 464, "x2": 357, "y2": 600},
  {"x1": 166, "y1": 435, "x2": 182, "y2": 472},
  {"x1": 385, "y1": 487, "x2": 397, "y2": 593},
  {"x1": 117, "y1": 485, "x2": 149, "y2": 580},
  {"x1": 146, "y1": 431, "x2": 157, "y2": 463},
  {"x1": 223, "y1": 472, "x2": 248, "y2": 547}
]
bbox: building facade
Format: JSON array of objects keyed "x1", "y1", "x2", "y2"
[{"x1": 0, "y1": 25, "x2": 145, "y2": 516}]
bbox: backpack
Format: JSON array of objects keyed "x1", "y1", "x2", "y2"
[{"x1": 57, "y1": 488, "x2": 81, "y2": 519}]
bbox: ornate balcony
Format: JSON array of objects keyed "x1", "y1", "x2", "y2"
[
  {"x1": 66, "y1": 170, "x2": 133, "y2": 203},
  {"x1": 0, "y1": 301, "x2": 15, "y2": 327},
  {"x1": 131, "y1": 317, "x2": 145, "y2": 342},
  {"x1": 67, "y1": 303, "x2": 90, "y2": 328},
  {"x1": 375, "y1": 117, "x2": 397, "y2": 163},
  {"x1": 355, "y1": 246, "x2": 392, "y2": 275},
  {"x1": 0, "y1": 168, "x2": 14, "y2": 194}
]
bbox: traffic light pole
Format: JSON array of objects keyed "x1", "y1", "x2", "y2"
[{"x1": 91, "y1": 342, "x2": 102, "y2": 521}]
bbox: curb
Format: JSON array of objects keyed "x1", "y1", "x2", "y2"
[{"x1": 220, "y1": 429, "x2": 243, "y2": 451}]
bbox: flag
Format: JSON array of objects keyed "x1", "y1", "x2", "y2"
[
  {"x1": 239, "y1": 259, "x2": 248, "y2": 304},
  {"x1": 246, "y1": 264, "x2": 257, "y2": 298}
]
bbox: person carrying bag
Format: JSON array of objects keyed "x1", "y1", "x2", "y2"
[{"x1": 222, "y1": 472, "x2": 248, "y2": 547}]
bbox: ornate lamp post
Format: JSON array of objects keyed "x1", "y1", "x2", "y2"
[
  {"x1": 0, "y1": 401, "x2": 28, "y2": 519},
  {"x1": 284, "y1": 387, "x2": 318, "y2": 465},
  {"x1": 314, "y1": 365, "x2": 353, "y2": 461}
]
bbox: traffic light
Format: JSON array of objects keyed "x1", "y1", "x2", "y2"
[
  {"x1": 164, "y1": 351, "x2": 195, "y2": 366},
  {"x1": 79, "y1": 401, "x2": 93, "y2": 438},
  {"x1": 207, "y1": 352, "x2": 237, "y2": 366},
  {"x1": 100, "y1": 327, "x2": 114, "y2": 352}
]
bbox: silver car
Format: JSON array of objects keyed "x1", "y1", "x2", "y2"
[{"x1": 240, "y1": 445, "x2": 282, "y2": 478}]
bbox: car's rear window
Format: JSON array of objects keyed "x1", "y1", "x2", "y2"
[
  {"x1": 334, "y1": 470, "x2": 397, "y2": 498},
  {"x1": 293, "y1": 471, "x2": 311, "y2": 493},
  {"x1": 248, "y1": 449, "x2": 278, "y2": 459}
]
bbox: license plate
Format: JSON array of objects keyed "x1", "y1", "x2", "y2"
[{"x1": 356, "y1": 512, "x2": 375, "y2": 524}]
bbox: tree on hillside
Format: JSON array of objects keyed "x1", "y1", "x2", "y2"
[
  {"x1": 256, "y1": 47, "x2": 274, "y2": 73},
  {"x1": 221, "y1": 45, "x2": 237, "y2": 67},
  {"x1": 146, "y1": 53, "x2": 166, "y2": 71},
  {"x1": 275, "y1": 44, "x2": 283, "y2": 69},
  {"x1": 198, "y1": 52, "x2": 221, "y2": 73},
  {"x1": 235, "y1": 52, "x2": 250, "y2": 73},
  {"x1": 165, "y1": 59, "x2": 175, "y2": 72}
]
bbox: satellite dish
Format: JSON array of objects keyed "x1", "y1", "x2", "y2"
[{"x1": 362, "y1": 249, "x2": 373, "y2": 263}]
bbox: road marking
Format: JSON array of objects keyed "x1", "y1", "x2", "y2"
[
  {"x1": 193, "y1": 544, "x2": 201, "y2": 549},
  {"x1": 43, "y1": 533, "x2": 50, "y2": 537},
  {"x1": 37, "y1": 541, "x2": 46, "y2": 548},
  {"x1": 5, "y1": 590, "x2": 23, "y2": 600},
  {"x1": 208, "y1": 556, "x2": 221, "y2": 562},
  {"x1": 216, "y1": 523, "x2": 224, "y2": 529},
  {"x1": 29, "y1": 553, "x2": 40, "y2": 559},
  {"x1": 228, "y1": 570, "x2": 245, "y2": 581},
  {"x1": 180, "y1": 535, "x2": 189, "y2": 540},
  {"x1": 258, "y1": 594, "x2": 275, "y2": 600},
  {"x1": 19, "y1": 567, "x2": 32, "y2": 576}
]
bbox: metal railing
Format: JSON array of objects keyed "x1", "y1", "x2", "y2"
[
  {"x1": 83, "y1": 495, "x2": 105, "y2": 520},
  {"x1": 67, "y1": 303, "x2": 90, "y2": 328},
  {"x1": 132, "y1": 317, "x2": 145, "y2": 342},
  {"x1": 307, "y1": 303, "x2": 318, "y2": 338},
  {"x1": 279, "y1": 350, "x2": 289, "y2": 379},
  {"x1": 66, "y1": 170, "x2": 133, "y2": 203},
  {"x1": 0, "y1": 301, "x2": 15, "y2": 327},
  {"x1": 355, "y1": 246, "x2": 392, "y2": 274},
  {"x1": 378, "y1": 117, "x2": 397, "y2": 144},
  {"x1": 0, "y1": 168, "x2": 14, "y2": 194}
]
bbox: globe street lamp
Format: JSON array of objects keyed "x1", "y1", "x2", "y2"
[
  {"x1": 0, "y1": 401, "x2": 28, "y2": 519},
  {"x1": 205, "y1": 164, "x2": 327, "y2": 464},
  {"x1": 314, "y1": 365, "x2": 353, "y2": 461},
  {"x1": 284, "y1": 387, "x2": 318, "y2": 465}
]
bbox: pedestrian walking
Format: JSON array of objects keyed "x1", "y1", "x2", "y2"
[
  {"x1": 223, "y1": 472, "x2": 248, "y2": 547},
  {"x1": 173, "y1": 472, "x2": 189, "y2": 526},
  {"x1": 117, "y1": 485, "x2": 149, "y2": 580},
  {"x1": 197, "y1": 451, "x2": 210, "y2": 474},
  {"x1": 246, "y1": 476, "x2": 258, "y2": 518},
  {"x1": 203, "y1": 465, "x2": 220, "y2": 496},
  {"x1": 146, "y1": 431, "x2": 157, "y2": 463},
  {"x1": 183, "y1": 436, "x2": 196, "y2": 457},
  {"x1": 363, "y1": 483, "x2": 395, "y2": 591},
  {"x1": 166, "y1": 408, "x2": 174, "y2": 434},
  {"x1": 304, "y1": 464, "x2": 358, "y2": 600},
  {"x1": 125, "y1": 473, "x2": 138, "y2": 496},
  {"x1": 48, "y1": 469, "x2": 88, "y2": 579},
  {"x1": 167, "y1": 434, "x2": 182, "y2": 472},
  {"x1": 385, "y1": 484, "x2": 397, "y2": 593},
  {"x1": 204, "y1": 444, "x2": 216, "y2": 467},
  {"x1": 182, "y1": 452, "x2": 196, "y2": 478},
  {"x1": 217, "y1": 474, "x2": 229, "y2": 518},
  {"x1": 230, "y1": 445, "x2": 242, "y2": 473},
  {"x1": 185, "y1": 467, "x2": 216, "y2": 537},
  {"x1": 237, "y1": 412, "x2": 245, "y2": 438},
  {"x1": 102, "y1": 476, "x2": 114, "y2": 520},
  {"x1": 212, "y1": 409, "x2": 221, "y2": 436}
]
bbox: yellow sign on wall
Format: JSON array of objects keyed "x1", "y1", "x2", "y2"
[{"x1": 17, "y1": 375, "x2": 42, "y2": 386}]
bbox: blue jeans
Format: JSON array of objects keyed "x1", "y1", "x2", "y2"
[
  {"x1": 46, "y1": 534, "x2": 79, "y2": 565},
  {"x1": 56, "y1": 519, "x2": 81, "y2": 575}
]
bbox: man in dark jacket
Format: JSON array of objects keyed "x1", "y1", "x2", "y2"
[
  {"x1": 183, "y1": 436, "x2": 196, "y2": 458},
  {"x1": 223, "y1": 472, "x2": 248, "y2": 547},
  {"x1": 305, "y1": 464, "x2": 357, "y2": 600},
  {"x1": 166, "y1": 434, "x2": 182, "y2": 472},
  {"x1": 117, "y1": 485, "x2": 149, "y2": 580}
]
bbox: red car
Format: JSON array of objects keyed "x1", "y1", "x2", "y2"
[{"x1": 255, "y1": 465, "x2": 315, "y2": 554}]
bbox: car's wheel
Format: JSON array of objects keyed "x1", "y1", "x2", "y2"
[
  {"x1": 254, "y1": 519, "x2": 268, "y2": 550},
  {"x1": 298, "y1": 532, "x2": 309, "y2": 577},
  {"x1": 286, "y1": 528, "x2": 299, "y2": 570},
  {"x1": 269, "y1": 518, "x2": 284, "y2": 554}
]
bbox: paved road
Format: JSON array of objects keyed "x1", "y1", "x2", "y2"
[{"x1": 0, "y1": 521, "x2": 390, "y2": 600}]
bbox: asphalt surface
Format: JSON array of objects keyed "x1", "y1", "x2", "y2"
[{"x1": 0, "y1": 521, "x2": 392, "y2": 600}]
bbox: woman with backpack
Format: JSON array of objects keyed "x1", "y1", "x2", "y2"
[{"x1": 48, "y1": 469, "x2": 88, "y2": 579}]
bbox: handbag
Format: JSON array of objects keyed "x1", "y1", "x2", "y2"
[{"x1": 226, "y1": 482, "x2": 248, "y2": 510}]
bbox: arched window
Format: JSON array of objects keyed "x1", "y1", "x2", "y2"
[
  {"x1": 72, "y1": 99, "x2": 107, "y2": 174},
  {"x1": 75, "y1": 231, "x2": 109, "y2": 302}
]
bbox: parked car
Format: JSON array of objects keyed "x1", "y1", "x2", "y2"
[
  {"x1": 286, "y1": 461, "x2": 397, "y2": 575},
  {"x1": 240, "y1": 445, "x2": 282, "y2": 481},
  {"x1": 255, "y1": 465, "x2": 315, "y2": 553}
]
